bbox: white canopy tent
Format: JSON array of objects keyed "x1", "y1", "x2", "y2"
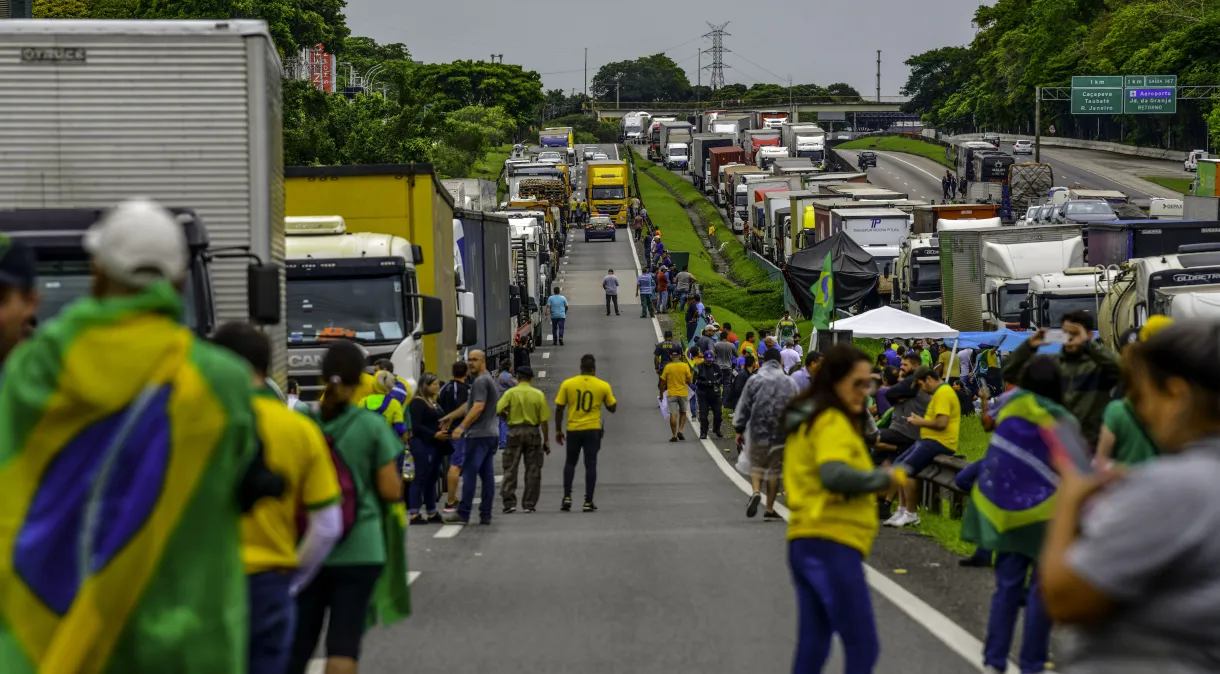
[{"x1": 822, "y1": 306, "x2": 963, "y2": 377}]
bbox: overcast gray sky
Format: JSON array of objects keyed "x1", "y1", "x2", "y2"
[{"x1": 344, "y1": 0, "x2": 984, "y2": 98}]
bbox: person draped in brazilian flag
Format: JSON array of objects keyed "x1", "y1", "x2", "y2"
[
  {"x1": 960, "y1": 355, "x2": 1069, "y2": 674},
  {"x1": 0, "y1": 198, "x2": 276, "y2": 674}
]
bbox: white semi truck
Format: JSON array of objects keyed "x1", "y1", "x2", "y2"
[
  {"x1": 0, "y1": 20, "x2": 287, "y2": 380},
  {"x1": 1022, "y1": 268, "x2": 1116, "y2": 330},
  {"x1": 1099, "y1": 250, "x2": 1220, "y2": 350}
]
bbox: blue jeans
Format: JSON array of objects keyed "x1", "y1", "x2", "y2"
[
  {"x1": 408, "y1": 437, "x2": 440, "y2": 515},
  {"x1": 458, "y1": 436, "x2": 497, "y2": 521},
  {"x1": 895, "y1": 438, "x2": 954, "y2": 475},
  {"x1": 248, "y1": 571, "x2": 295, "y2": 674},
  {"x1": 788, "y1": 538, "x2": 879, "y2": 674},
  {"x1": 551, "y1": 317, "x2": 565, "y2": 343},
  {"x1": 498, "y1": 417, "x2": 508, "y2": 449},
  {"x1": 984, "y1": 553, "x2": 1052, "y2": 673},
  {"x1": 655, "y1": 289, "x2": 669, "y2": 312},
  {"x1": 676, "y1": 290, "x2": 688, "y2": 311}
]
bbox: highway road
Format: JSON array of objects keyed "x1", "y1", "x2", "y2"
[
  {"x1": 998, "y1": 142, "x2": 1184, "y2": 201},
  {"x1": 835, "y1": 148, "x2": 946, "y2": 202},
  {"x1": 308, "y1": 144, "x2": 1016, "y2": 674}
]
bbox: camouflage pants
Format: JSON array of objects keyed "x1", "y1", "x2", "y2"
[{"x1": 502, "y1": 426, "x2": 545, "y2": 510}]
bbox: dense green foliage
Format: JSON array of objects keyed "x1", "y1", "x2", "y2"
[
  {"x1": 32, "y1": 0, "x2": 545, "y2": 177},
  {"x1": 902, "y1": 0, "x2": 1220, "y2": 148},
  {"x1": 590, "y1": 54, "x2": 862, "y2": 104}
]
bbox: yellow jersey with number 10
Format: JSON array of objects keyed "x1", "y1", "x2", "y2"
[{"x1": 555, "y1": 374, "x2": 616, "y2": 432}]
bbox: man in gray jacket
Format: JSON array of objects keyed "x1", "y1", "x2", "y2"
[{"x1": 732, "y1": 349, "x2": 798, "y2": 521}]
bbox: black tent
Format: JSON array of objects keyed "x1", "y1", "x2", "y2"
[{"x1": 784, "y1": 233, "x2": 879, "y2": 317}]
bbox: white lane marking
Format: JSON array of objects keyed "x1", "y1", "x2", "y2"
[
  {"x1": 613, "y1": 144, "x2": 619, "y2": 160},
  {"x1": 542, "y1": 352, "x2": 551, "y2": 359},
  {"x1": 629, "y1": 178, "x2": 1016, "y2": 674},
  {"x1": 538, "y1": 370, "x2": 547, "y2": 378},
  {"x1": 434, "y1": 524, "x2": 463, "y2": 538},
  {"x1": 495, "y1": 474, "x2": 503, "y2": 484},
  {"x1": 545, "y1": 335, "x2": 553, "y2": 342},
  {"x1": 408, "y1": 571, "x2": 421, "y2": 584},
  {"x1": 878, "y1": 151, "x2": 942, "y2": 181}
]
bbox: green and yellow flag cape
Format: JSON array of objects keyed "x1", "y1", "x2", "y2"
[{"x1": 0, "y1": 281, "x2": 257, "y2": 674}]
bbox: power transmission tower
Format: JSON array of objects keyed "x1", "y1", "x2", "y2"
[{"x1": 702, "y1": 21, "x2": 730, "y2": 90}]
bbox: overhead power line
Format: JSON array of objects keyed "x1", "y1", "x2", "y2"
[{"x1": 702, "y1": 22, "x2": 730, "y2": 90}]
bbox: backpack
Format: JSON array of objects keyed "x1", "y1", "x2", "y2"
[{"x1": 296, "y1": 434, "x2": 359, "y2": 541}]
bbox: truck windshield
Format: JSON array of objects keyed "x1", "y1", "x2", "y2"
[
  {"x1": 287, "y1": 275, "x2": 408, "y2": 344},
  {"x1": 1065, "y1": 202, "x2": 1114, "y2": 216},
  {"x1": 35, "y1": 262, "x2": 199, "y2": 332},
  {"x1": 999, "y1": 284, "x2": 1027, "y2": 321},
  {"x1": 911, "y1": 259, "x2": 940, "y2": 291},
  {"x1": 591, "y1": 186, "x2": 625, "y2": 200},
  {"x1": 735, "y1": 193, "x2": 747, "y2": 207},
  {"x1": 1041, "y1": 295, "x2": 1099, "y2": 328},
  {"x1": 669, "y1": 148, "x2": 685, "y2": 156}
]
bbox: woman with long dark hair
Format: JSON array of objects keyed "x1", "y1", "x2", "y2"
[
  {"x1": 288, "y1": 341, "x2": 405, "y2": 674},
  {"x1": 1040, "y1": 321, "x2": 1220, "y2": 673},
  {"x1": 408, "y1": 372, "x2": 448, "y2": 524},
  {"x1": 782, "y1": 345, "x2": 904, "y2": 673}
]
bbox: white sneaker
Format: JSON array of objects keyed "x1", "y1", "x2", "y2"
[
  {"x1": 883, "y1": 509, "x2": 907, "y2": 527},
  {"x1": 900, "y1": 512, "x2": 921, "y2": 527}
]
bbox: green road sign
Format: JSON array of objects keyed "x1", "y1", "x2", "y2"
[
  {"x1": 1071, "y1": 86, "x2": 1122, "y2": 114},
  {"x1": 1072, "y1": 76, "x2": 1123, "y2": 88},
  {"x1": 1124, "y1": 75, "x2": 1177, "y2": 88},
  {"x1": 1125, "y1": 86, "x2": 1177, "y2": 114}
]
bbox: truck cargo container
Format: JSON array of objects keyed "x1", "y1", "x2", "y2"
[
  {"x1": 443, "y1": 178, "x2": 498, "y2": 211},
  {"x1": 1086, "y1": 220, "x2": 1220, "y2": 267},
  {"x1": 1051, "y1": 188, "x2": 1129, "y2": 206},
  {"x1": 656, "y1": 120, "x2": 694, "y2": 161},
  {"x1": 830, "y1": 186, "x2": 909, "y2": 201},
  {"x1": 286, "y1": 164, "x2": 455, "y2": 379},
  {"x1": 621, "y1": 111, "x2": 651, "y2": 141},
  {"x1": 825, "y1": 208, "x2": 910, "y2": 280},
  {"x1": 0, "y1": 20, "x2": 287, "y2": 380},
  {"x1": 720, "y1": 165, "x2": 769, "y2": 215},
  {"x1": 804, "y1": 172, "x2": 870, "y2": 187},
  {"x1": 938, "y1": 224, "x2": 1084, "y2": 331},
  {"x1": 912, "y1": 203, "x2": 1003, "y2": 234},
  {"x1": 756, "y1": 146, "x2": 790, "y2": 169},
  {"x1": 648, "y1": 117, "x2": 677, "y2": 159},
  {"x1": 540, "y1": 130, "x2": 569, "y2": 148},
  {"x1": 455, "y1": 209, "x2": 515, "y2": 360},
  {"x1": 745, "y1": 178, "x2": 804, "y2": 240},
  {"x1": 708, "y1": 114, "x2": 753, "y2": 146},
  {"x1": 690, "y1": 134, "x2": 737, "y2": 190},
  {"x1": 709, "y1": 147, "x2": 748, "y2": 196},
  {"x1": 699, "y1": 109, "x2": 728, "y2": 133},
  {"x1": 742, "y1": 128, "x2": 781, "y2": 164},
  {"x1": 780, "y1": 123, "x2": 827, "y2": 161}
]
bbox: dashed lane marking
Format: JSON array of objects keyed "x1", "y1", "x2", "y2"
[
  {"x1": 542, "y1": 352, "x2": 551, "y2": 359},
  {"x1": 538, "y1": 370, "x2": 547, "y2": 378},
  {"x1": 434, "y1": 525, "x2": 463, "y2": 539}
]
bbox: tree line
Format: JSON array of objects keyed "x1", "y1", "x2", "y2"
[
  {"x1": 900, "y1": 0, "x2": 1220, "y2": 149},
  {"x1": 31, "y1": 0, "x2": 546, "y2": 177},
  {"x1": 587, "y1": 53, "x2": 861, "y2": 104}
]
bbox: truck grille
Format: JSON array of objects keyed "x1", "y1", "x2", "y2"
[{"x1": 597, "y1": 204, "x2": 622, "y2": 215}]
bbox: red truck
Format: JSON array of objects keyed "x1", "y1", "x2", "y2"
[
  {"x1": 708, "y1": 146, "x2": 746, "y2": 196},
  {"x1": 742, "y1": 129, "x2": 781, "y2": 164}
]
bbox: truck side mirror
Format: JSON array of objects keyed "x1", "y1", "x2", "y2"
[
  {"x1": 459, "y1": 315, "x2": 478, "y2": 347},
  {"x1": 247, "y1": 263, "x2": 282, "y2": 325},
  {"x1": 1019, "y1": 308, "x2": 1031, "y2": 330},
  {"x1": 420, "y1": 295, "x2": 444, "y2": 336},
  {"x1": 510, "y1": 296, "x2": 522, "y2": 316}
]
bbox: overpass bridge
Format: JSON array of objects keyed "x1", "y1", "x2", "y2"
[{"x1": 593, "y1": 98, "x2": 908, "y2": 121}]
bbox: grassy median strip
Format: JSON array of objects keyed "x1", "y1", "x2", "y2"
[
  {"x1": 836, "y1": 135, "x2": 955, "y2": 170},
  {"x1": 1141, "y1": 175, "x2": 1193, "y2": 194}
]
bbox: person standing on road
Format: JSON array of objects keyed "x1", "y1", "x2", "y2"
[
  {"x1": 447, "y1": 350, "x2": 500, "y2": 526},
  {"x1": 602, "y1": 269, "x2": 620, "y2": 316},
  {"x1": 497, "y1": 366, "x2": 550, "y2": 514},
  {"x1": 734, "y1": 348, "x2": 799, "y2": 520},
  {"x1": 407, "y1": 372, "x2": 448, "y2": 525},
  {"x1": 659, "y1": 349, "x2": 693, "y2": 441},
  {"x1": 555, "y1": 354, "x2": 617, "y2": 512},
  {"x1": 942, "y1": 171, "x2": 954, "y2": 200},
  {"x1": 545, "y1": 286, "x2": 568, "y2": 346},
  {"x1": 1002, "y1": 311, "x2": 1120, "y2": 449},
  {"x1": 636, "y1": 268, "x2": 656, "y2": 318},
  {"x1": 783, "y1": 345, "x2": 903, "y2": 674},
  {"x1": 695, "y1": 349, "x2": 725, "y2": 439},
  {"x1": 438, "y1": 361, "x2": 470, "y2": 513}
]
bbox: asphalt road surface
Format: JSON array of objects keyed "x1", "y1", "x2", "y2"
[
  {"x1": 997, "y1": 142, "x2": 1183, "y2": 201},
  {"x1": 304, "y1": 149, "x2": 999, "y2": 673},
  {"x1": 834, "y1": 148, "x2": 946, "y2": 203}
]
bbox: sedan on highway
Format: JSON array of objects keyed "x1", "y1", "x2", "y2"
[
  {"x1": 584, "y1": 216, "x2": 616, "y2": 242},
  {"x1": 858, "y1": 151, "x2": 877, "y2": 169},
  {"x1": 1013, "y1": 140, "x2": 1034, "y2": 155},
  {"x1": 1054, "y1": 199, "x2": 1116, "y2": 224},
  {"x1": 592, "y1": 152, "x2": 609, "y2": 160},
  {"x1": 538, "y1": 151, "x2": 563, "y2": 164}
]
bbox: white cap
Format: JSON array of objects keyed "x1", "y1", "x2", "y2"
[{"x1": 83, "y1": 198, "x2": 189, "y2": 289}]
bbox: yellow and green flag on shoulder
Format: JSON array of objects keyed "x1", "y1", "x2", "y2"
[
  {"x1": 811, "y1": 252, "x2": 835, "y2": 331},
  {"x1": 0, "y1": 281, "x2": 257, "y2": 674}
]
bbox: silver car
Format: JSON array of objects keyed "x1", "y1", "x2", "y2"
[
  {"x1": 1013, "y1": 140, "x2": 1033, "y2": 155},
  {"x1": 583, "y1": 146, "x2": 598, "y2": 160}
]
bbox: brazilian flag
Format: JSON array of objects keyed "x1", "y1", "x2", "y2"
[
  {"x1": 960, "y1": 391, "x2": 1072, "y2": 559},
  {"x1": 0, "y1": 281, "x2": 257, "y2": 674},
  {"x1": 812, "y1": 252, "x2": 834, "y2": 331}
]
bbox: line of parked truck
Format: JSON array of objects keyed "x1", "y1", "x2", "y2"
[
  {"x1": 0, "y1": 18, "x2": 577, "y2": 404},
  {"x1": 628, "y1": 103, "x2": 1220, "y2": 349}
]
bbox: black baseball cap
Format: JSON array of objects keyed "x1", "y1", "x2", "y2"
[
  {"x1": 663, "y1": 329, "x2": 673, "y2": 337},
  {"x1": 0, "y1": 236, "x2": 36, "y2": 290},
  {"x1": 516, "y1": 365, "x2": 535, "y2": 378}
]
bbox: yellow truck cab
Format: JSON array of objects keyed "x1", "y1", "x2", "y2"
[
  {"x1": 286, "y1": 164, "x2": 455, "y2": 382},
  {"x1": 284, "y1": 216, "x2": 444, "y2": 399},
  {"x1": 585, "y1": 159, "x2": 630, "y2": 225}
]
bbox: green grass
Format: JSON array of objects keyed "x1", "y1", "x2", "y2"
[
  {"x1": 908, "y1": 414, "x2": 990, "y2": 555},
  {"x1": 1141, "y1": 175, "x2": 1193, "y2": 194},
  {"x1": 836, "y1": 135, "x2": 955, "y2": 169},
  {"x1": 472, "y1": 143, "x2": 513, "y2": 201}
]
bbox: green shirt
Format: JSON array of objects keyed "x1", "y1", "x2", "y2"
[
  {"x1": 1102, "y1": 399, "x2": 1158, "y2": 466},
  {"x1": 776, "y1": 318, "x2": 797, "y2": 341},
  {"x1": 920, "y1": 349, "x2": 933, "y2": 367},
  {"x1": 496, "y1": 381, "x2": 551, "y2": 427},
  {"x1": 320, "y1": 404, "x2": 403, "y2": 566}
]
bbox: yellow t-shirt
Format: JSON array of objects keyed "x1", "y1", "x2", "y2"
[
  {"x1": 555, "y1": 374, "x2": 616, "y2": 432},
  {"x1": 242, "y1": 395, "x2": 341, "y2": 574},
  {"x1": 319, "y1": 371, "x2": 378, "y2": 407},
  {"x1": 922, "y1": 384, "x2": 961, "y2": 451},
  {"x1": 739, "y1": 340, "x2": 756, "y2": 356},
  {"x1": 660, "y1": 361, "x2": 692, "y2": 398},
  {"x1": 784, "y1": 408, "x2": 880, "y2": 555},
  {"x1": 936, "y1": 349, "x2": 954, "y2": 377}
]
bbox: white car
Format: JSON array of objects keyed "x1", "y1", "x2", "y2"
[
  {"x1": 537, "y1": 151, "x2": 562, "y2": 163},
  {"x1": 583, "y1": 146, "x2": 598, "y2": 160},
  {"x1": 592, "y1": 152, "x2": 609, "y2": 160},
  {"x1": 1013, "y1": 140, "x2": 1033, "y2": 155}
]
